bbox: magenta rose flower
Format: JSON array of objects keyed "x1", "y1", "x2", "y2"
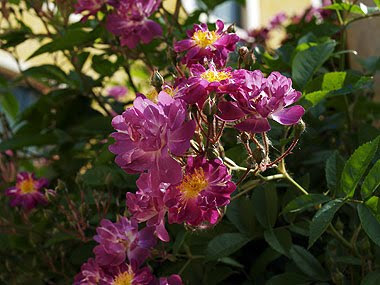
[
  {"x1": 5, "y1": 172, "x2": 51, "y2": 211},
  {"x1": 159, "y1": 274, "x2": 183, "y2": 285},
  {"x1": 165, "y1": 156, "x2": 236, "y2": 227},
  {"x1": 93, "y1": 217, "x2": 156, "y2": 267},
  {"x1": 109, "y1": 92, "x2": 195, "y2": 185},
  {"x1": 106, "y1": 0, "x2": 162, "y2": 48},
  {"x1": 73, "y1": 258, "x2": 113, "y2": 284},
  {"x1": 174, "y1": 20, "x2": 239, "y2": 67},
  {"x1": 126, "y1": 172, "x2": 170, "y2": 242},
  {"x1": 74, "y1": 259, "x2": 155, "y2": 285},
  {"x1": 75, "y1": 0, "x2": 107, "y2": 19},
  {"x1": 218, "y1": 70, "x2": 305, "y2": 133},
  {"x1": 175, "y1": 64, "x2": 233, "y2": 106},
  {"x1": 106, "y1": 263, "x2": 154, "y2": 285}
]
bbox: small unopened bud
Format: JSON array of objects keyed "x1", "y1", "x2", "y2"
[
  {"x1": 331, "y1": 271, "x2": 344, "y2": 285},
  {"x1": 151, "y1": 69, "x2": 164, "y2": 92},
  {"x1": 227, "y1": 23, "x2": 236, "y2": 33},
  {"x1": 294, "y1": 119, "x2": 306, "y2": 138},
  {"x1": 238, "y1": 46, "x2": 249, "y2": 57},
  {"x1": 206, "y1": 146, "x2": 219, "y2": 160},
  {"x1": 359, "y1": 237, "x2": 371, "y2": 253},
  {"x1": 252, "y1": 148, "x2": 266, "y2": 164},
  {"x1": 55, "y1": 179, "x2": 66, "y2": 191},
  {"x1": 243, "y1": 51, "x2": 256, "y2": 68},
  {"x1": 247, "y1": 156, "x2": 258, "y2": 169},
  {"x1": 335, "y1": 218, "x2": 344, "y2": 232},
  {"x1": 239, "y1": 132, "x2": 250, "y2": 143},
  {"x1": 202, "y1": 98, "x2": 212, "y2": 116}
]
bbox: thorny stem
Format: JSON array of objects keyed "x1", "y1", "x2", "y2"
[{"x1": 266, "y1": 137, "x2": 299, "y2": 168}]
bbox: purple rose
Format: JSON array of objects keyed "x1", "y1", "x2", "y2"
[{"x1": 109, "y1": 92, "x2": 195, "y2": 185}]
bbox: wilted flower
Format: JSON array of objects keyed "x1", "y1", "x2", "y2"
[
  {"x1": 126, "y1": 172, "x2": 170, "y2": 242},
  {"x1": 107, "y1": 86, "x2": 128, "y2": 100},
  {"x1": 106, "y1": 0, "x2": 162, "y2": 48},
  {"x1": 93, "y1": 217, "x2": 156, "y2": 266},
  {"x1": 5, "y1": 172, "x2": 51, "y2": 210},
  {"x1": 218, "y1": 70, "x2": 305, "y2": 133},
  {"x1": 109, "y1": 92, "x2": 195, "y2": 185},
  {"x1": 175, "y1": 63, "x2": 233, "y2": 106},
  {"x1": 174, "y1": 20, "x2": 239, "y2": 67},
  {"x1": 165, "y1": 156, "x2": 236, "y2": 227}
]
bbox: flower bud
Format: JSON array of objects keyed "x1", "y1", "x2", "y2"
[
  {"x1": 252, "y1": 148, "x2": 266, "y2": 164},
  {"x1": 206, "y1": 146, "x2": 220, "y2": 160},
  {"x1": 239, "y1": 132, "x2": 250, "y2": 143},
  {"x1": 335, "y1": 218, "x2": 344, "y2": 232},
  {"x1": 243, "y1": 51, "x2": 256, "y2": 68},
  {"x1": 151, "y1": 69, "x2": 164, "y2": 92},
  {"x1": 238, "y1": 46, "x2": 249, "y2": 57},
  {"x1": 331, "y1": 271, "x2": 344, "y2": 285},
  {"x1": 227, "y1": 23, "x2": 236, "y2": 33},
  {"x1": 294, "y1": 119, "x2": 306, "y2": 138}
]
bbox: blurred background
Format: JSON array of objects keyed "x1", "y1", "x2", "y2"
[{"x1": 1, "y1": 0, "x2": 378, "y2": 95}]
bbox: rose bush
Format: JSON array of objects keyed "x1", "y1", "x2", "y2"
[{"x1": 0, "y1": 0, "x2": 380, "y2": 284}]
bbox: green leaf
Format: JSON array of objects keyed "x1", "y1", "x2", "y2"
[
  {"x1": 361, "y1": 160, "x2": 380, "y2": 200},
  {"x1": 325, "y1": 151, "x2": 345, "y2": 193},
  {"x1": 0, "y1": 92, "x2": 19, "y2": 119},
  {"x1": 324, "y1": 3, "x2": 365, "y2": 15},
  {"x1": 0, "y1": 133, "x2": 59, "y2": 152},
  {"x1": 226, "y1": 197, "x2": 257, "y2": 236},
  {"x1": 267, "y1": 273, "x2": 310, "y2": 285},
  {"x1": 375, "y1": 0, "x2": 380, "y2": 9},
  {"x1": 289, "y1": 245, "x2": 328, "y2": 281},
  {"x1": 264, "y1": 228, "x2": 292, "y2": 257},
  {"x1": 365, "y1": 196, "x2": 380, "y2": 221},
  {"x1": 22, "y1": 65, "x2": 72, "y2": 86},
  {"x1": 341, "y1": 136, "x2": 379, "y2": 197},
  {"x1": 292, "y1": 40, "x2": 336, "y2": 90},
  {"x1": 358, "y1": 204, "x2": 380, "y2": 247},
  {"x1": 308, "y1": 199, "x2": 344, "y2": 248},
  {"x1": 252, "y1": 184, "x2": 278, "y2": 229},
  {"x1": 335, "y1": 256, "x2": 362, "y2": 266},
  {"x1": 304, "y1": 72, "x2": 372, "y2": 106},
  {"x1": 206, "y1": 233, "x2": 251, "y2": 260},
  {"x1": 361, "y1": 270, "x2": 380, "y2": 285},
  {"x1": 28, "y1": 26, "x2": 102, "y2": 59},
  {"x1": 283, "y1": 194, "x2": 330, "y2": 214}
]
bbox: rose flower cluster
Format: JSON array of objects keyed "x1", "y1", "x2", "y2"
[{"x1": 53, "y1": 2, "x2": 305, "y2": 283}]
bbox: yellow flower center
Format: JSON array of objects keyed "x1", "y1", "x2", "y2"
[
  {"x1": 162, "y1": 86, "x2": 176, "y2": 97},
  {"x1": 200, "y1": 69, "x2": 231, "y2": 82},
  {"x1": 179, "y1": 168, "x2": 208, "y2": 199},
  {"x1": 145, "y1": 88, "x2": 158, "y2": 103},
  {"x1": 192, "y1": 30, "x2": 220, "y2": 48},
  {"x1": 19, "y1": 178, "x2": 37, "y2": 194},
  {"x1": 112, "y1": 271, "x2": 134, "y2": 285}
]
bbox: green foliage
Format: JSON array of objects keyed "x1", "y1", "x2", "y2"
[{"x1": 340, "y1": 136, "x2": 379, "y2": 197}]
